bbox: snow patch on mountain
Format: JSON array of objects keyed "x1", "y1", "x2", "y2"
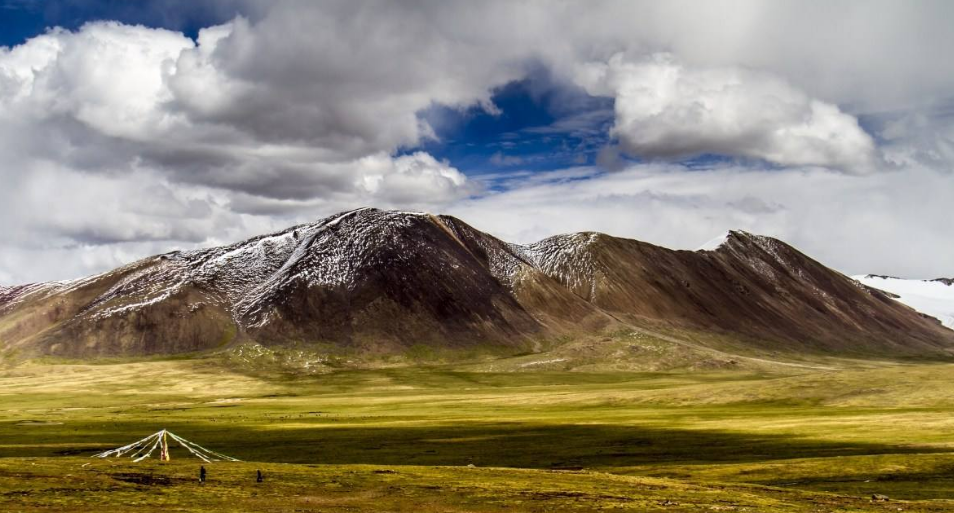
[
  {"x1": 0, "y1": 281, "x2": 71, "y2": 313},
  {"x1": 853, "y1": 274, "x2": 954, "y2": 329},
  {"x1": 519, "y1": 233, "x2": 603, "y2": 300}
]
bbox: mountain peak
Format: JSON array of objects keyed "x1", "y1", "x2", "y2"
[{"x1": 696, "y1": 229, "x2": 775, "y2": 252}]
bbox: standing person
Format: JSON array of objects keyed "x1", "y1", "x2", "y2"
[{"x1": 199, "y1": 465, "x2": 206, "y2": 483}]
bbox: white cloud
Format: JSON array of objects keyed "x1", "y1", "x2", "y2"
[
  {"x1": 576, "y1": 54, "x2": 879, "y2": 171},
  {"x1": 356, "y1": 152, "x2": 474, "y2": 205},
  {"x1": 0, "y1": 22, "x2": 193, "y2": 140}
]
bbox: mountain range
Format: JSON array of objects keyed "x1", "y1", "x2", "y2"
[{"x1": 1, "y1": 208, "x2": 951, "y2": 361}]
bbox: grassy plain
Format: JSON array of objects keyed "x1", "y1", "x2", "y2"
[{"x1": 3, "y1": 352, "x2": 954, "y2": 511}]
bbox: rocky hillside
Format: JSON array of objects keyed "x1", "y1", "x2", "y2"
[{"x1": 1, "y1": 208, "x2": 951, "y2": 359}]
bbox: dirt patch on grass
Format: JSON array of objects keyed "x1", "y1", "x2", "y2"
[
  {"x1": 111, "y1": 472, "x2": 186, "y2": 486},
  {"x1": 14, "y1": 420, "x2": 63, "y2": 426}
]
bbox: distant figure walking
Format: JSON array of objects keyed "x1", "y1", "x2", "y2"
[
  {"x1": 199, "y1": 465, "x2": 207, "y2": 483},
  {"x1": 256, "y1": 469, "x2": 264, "y2": 483}
]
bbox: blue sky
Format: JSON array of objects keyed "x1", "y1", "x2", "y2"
[
  {"x1": 412, "y1": 73, "x2": 615, "y2": 179},
  {"x1": 0, "y1": 0, "x2": 241, "y2": 44}
]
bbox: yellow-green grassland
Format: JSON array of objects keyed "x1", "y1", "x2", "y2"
[{"x1": 4, "y1": 343, "x2": 954, "y2": 512}]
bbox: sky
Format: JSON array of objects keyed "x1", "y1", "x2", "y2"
[{"x1": 0, "y1": 0, "x2": 952, "y2": 284}]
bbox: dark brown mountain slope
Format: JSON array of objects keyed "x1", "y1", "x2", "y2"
[
  {"x1": 521, "y1": 230, "x2": 953, "y2": 356},
  {"x1": 235, "y1": 210, "x2": 603, "y2": 353}
]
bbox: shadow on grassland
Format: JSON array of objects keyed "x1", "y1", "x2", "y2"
[{"x1": 2, "y1": 420, "x2": 947, "y2": 469}]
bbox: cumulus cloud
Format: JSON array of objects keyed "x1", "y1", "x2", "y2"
[
  {"x1": 0, "y1": 22, "x2": 192, "y2": 140},
  {"x1": 356, "y1": 152, "x2": 473, "y2": 204},
  {"x1": 576, "y1": 54, "x2": 879, "y2": 171}
]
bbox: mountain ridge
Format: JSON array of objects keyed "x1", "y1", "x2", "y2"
[{"x1": 1, "y1": 208, "x2": 951, "y2": 361}]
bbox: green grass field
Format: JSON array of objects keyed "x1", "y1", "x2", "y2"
[{"x1": 4, "y1": 351, "x2": 954, "y2": 511}]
